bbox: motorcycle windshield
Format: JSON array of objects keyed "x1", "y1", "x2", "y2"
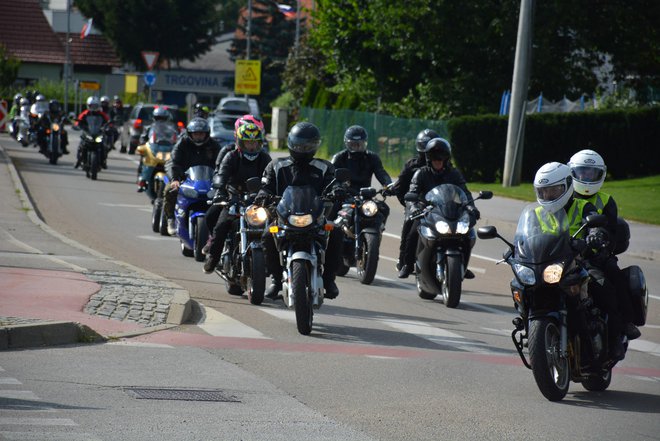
[
  {"x1": 513, "y1": 204, "x2": 571, "y2": 264},
  {"x1": 150, "y1": 123, "x2": 177, "y2": 149},
  {"x1": 277, "y1": 185, "x2": 323, "y2": 219},
  {"x1": 423, "y1": 184, "x2": 469, "y2": 221},
  {"x1": 185, "y1": 165, "x2": 214, "y2": 182},
  {"x1": 86, "y1": 115, "x2": 104, "y2": 136}
]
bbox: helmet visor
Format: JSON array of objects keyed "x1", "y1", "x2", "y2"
[
  {"x1": 346, "y1": 140, "x2": 367, "y2": 152},
  {"x1": 288, "y1": 136, "x2": 320, "y2": 153},
  {"x1": 241, "y1": 140, "x2": 261, "y2": 153},
  {"x1": 571, "y1": 166, "x2": 604, "y2": 183},
  {"x1": 536, "y1": 184, "x2": 566, "y2": 203}
]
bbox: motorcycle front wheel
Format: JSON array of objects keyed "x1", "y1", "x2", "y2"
[
  {"x1": 528, "y1": 318, "x2": 570, "y2": 401},
  {"x1": 442, "y1": 254, "x2": 463, "y2": 308},
  {"x1": 247, "y1": 248, "x2": 266, "y2": 305},
  {"x1": 89, "y1": 151, "x2": 99, "y2": 180},
  {"x1": 357, "y1": 233, "x2": 380, "y2": 285},
  {"x1": 151, "y1": 199, "x2": 163, "y2": 233},
  {"x1": 49, "y1": 137, "x2": 59, "y2": 165},
  {"x1": 291, "y1": 259, "x2": 313, "y2": 335},
  {"x1": 193, "y1": 217, "x2": 209, "y2": 262}
]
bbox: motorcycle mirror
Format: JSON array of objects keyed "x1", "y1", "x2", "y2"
[
  {"x1": 334, "y1": 168, "x2": 351, "y2": 183},
  {"x1": 479, "y1": 190, "x2": 493, "y2": 200},
  {"x1": 477, "y1": 226, "x2": 497, "y2": 239},
  {"x1": 246, "y1": 176, "x2": 261, "y2": 193},
  {"x1": 585, "y1": 214, "x2": 608, "y2": 228}
]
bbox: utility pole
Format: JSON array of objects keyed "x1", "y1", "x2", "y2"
[
  {"x1": 64, "y1": 0, "x2": 71, "y2": 117},
  {"x1": 295, "y1": 0, "x2": 300, "y2": 55},
  {"x1": 503, "y1": 0, "x2": 534, "y2": 187},
  {"x1": 246, "y1": 0, "x2": 252, "y2": 60}
]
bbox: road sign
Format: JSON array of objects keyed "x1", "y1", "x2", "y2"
[
  {"x1": 144, "y1": 71, "x2": 157, "y2": 87},
  {"x1": 79, "y1": 81, "x2": 100, "y2": 90},
  {"x1": 141, "y1": 51, "x2": 160, "y2": 71},
  {"x1": 235, "y1": 60, "x2": 261, "y2": 95},
  {"x1": 0, "y1": 100, "x2": 8, "y2": 132}
]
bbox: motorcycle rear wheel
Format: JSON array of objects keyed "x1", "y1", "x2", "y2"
[
  {"x1": 528, "y1": 318, "x2": 570, "y2": 401},
  {"x1": 151, "y1": 199, "x2": 163, "y2": 233},
  {"x1": 442, "y1": 255, "x2": 463, "y2": 308},
  {"x1": 581, "y1": 370, "x2": 612, "y2": 391},
  {"x1": 336, "y1": 259, "x2": 350, "y2": 277},
  {"x1": 357, "y1": 233, "x2": 380, "y2": 285},
  {"x1": 416, "y1": 273, "x2": 437, "y2": 300},
  {"x1": 292, "y1": 259, "x2": 313, "y2": 335},
  {"x1": 247, "y1": 249, "x2": 266, "y2": 305}
]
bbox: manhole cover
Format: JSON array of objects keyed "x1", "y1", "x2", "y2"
[{"x1": 125, "y1": 388, "x2": 240, "y2": 402}]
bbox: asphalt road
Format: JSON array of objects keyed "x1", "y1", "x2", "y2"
[{"x1": 2, "y1": 131, "x2": 659, "y2": 441}]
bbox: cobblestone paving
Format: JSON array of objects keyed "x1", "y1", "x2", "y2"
[{"x1": 83, "y1": 270, "x2": 179, "y2": 327}]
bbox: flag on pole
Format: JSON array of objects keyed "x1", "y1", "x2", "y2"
[
  {"x1": 277, "y1": 4, "x2": 296, "y2": 18},
  {"x1": 80, "y1": 18, "x2": 93, "y2": 39}
]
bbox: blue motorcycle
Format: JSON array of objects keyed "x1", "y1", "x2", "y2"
[{"x1": 175, "y1": 165, "x2": 213, "y2": 261}]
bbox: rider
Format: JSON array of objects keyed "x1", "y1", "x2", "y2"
[
  {"x1": 202, "y1": 122, "x2": 272, "y2": 273},
  {"x1": 400, "y1": 137, "x2": 479, "y2": 279},
  {"x1": 392, "y1": 129, "x2": 440, "y2": 271},
  {"x1": 74, "y1": 96, "x2": 109, "y2": 168},
  {"x1": 568, "y1": 149, "x2": 641, "y2": 341},
  {"x1": 136, "y1": 107, "x2": 179, "y2": 192},
  {"x1": 215, "y1": 114, "x2": 265, "y2": 167},
  {"x1": 163, "y1": 117, "x2": 221, "y2": 236},
  {"x1": 35, "y1": 99, "x2": 70, "y2": 155},
  {"x1": 8, "y1": 93, "x2": 22, "y2": 136},
  {"x1": 255, "y1": 122, "x2": 344, "y2": 300},
  {"x1": 533, "y1": 161, "x2": 625, "y2": 360}
]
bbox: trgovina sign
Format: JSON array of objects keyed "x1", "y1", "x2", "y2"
[{"x1": 155, "y1": 71, "x2": 233, "y2": 93}]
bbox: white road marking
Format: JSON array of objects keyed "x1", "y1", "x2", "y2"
[
  {"x1": 0, "y1": 418, "x2": 77, "y2": 426},
  {"x1": 98, "y1": 203, "x2": 150, "y2": 208},
  {"x1": 106, "y1": 341, "x2": 174, "y2": 348},
  {"x1": 629, "y1": 339, "x2": 660, "y2": 357},
  {"x1": 0, "y1": 391, "x2": 40, "y2": 400},
  {"x1": 136, "y1": 235, "x2": 175, "y2": 241},
  {"x1": 0, "y1": 378, "x2": 21, "y2": 385},
  {"x1": 199, "y1": 304, "x2": 269, "y2": 339}
]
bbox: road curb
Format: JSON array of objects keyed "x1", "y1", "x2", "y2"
[{"x1": 0, "y1": 321, "x2": 105, "y2": 350}]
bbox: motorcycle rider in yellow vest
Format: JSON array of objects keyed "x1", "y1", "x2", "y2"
[
  {"x1": 534, "y1": 162, "x2": 626, "y2": 360},
  {"x1": 568, "y1": 149, "x2": 641, "y2": 340}
]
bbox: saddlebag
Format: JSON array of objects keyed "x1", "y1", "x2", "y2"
[{"x1": 622, "y1": 265, "x2": 648, "y2": 326}]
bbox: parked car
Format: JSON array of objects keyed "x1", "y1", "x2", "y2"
[
  {"x1": 216, "y1": 97, "x2": 260, "y2": 119},
  {"x1": 121, "y1": 103, "x2": 185, "y2": 154},
  {"x1": 208, "y1": 113, "x2": 237, "y2": 147}
]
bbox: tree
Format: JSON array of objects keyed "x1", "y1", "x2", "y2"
[
  {"x1": 306, "y1": 0, "x2": 660, "y2": 116},
  {"x1": 0, "y1": 43, "x2": 21, "y2": 95},
  {"x1": 74, "y1": 0, "x2": 225, "y2": 68},
  {"x1": 229, "y1": 0, "x2": 297, "y2": 109}
]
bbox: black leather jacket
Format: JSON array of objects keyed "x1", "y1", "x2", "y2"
[
  {"x1": 166, "y1": 135, "x2": 220, "y2": 182},
  {"x1": 258, "y1": 157, "x2": 336, "y2": 198},
  {"x1": 393, "y1": 154, "x2": 426, "y2": 205},
  {"x1": 406, "y1": 165, "x2": 474, "y2": 210},
  {"x1": 331, "y1": 149, "x2": 392, "y2": 193},
  {"x1": 215, "y1": 149, "x2": 272, "y2": 196}
]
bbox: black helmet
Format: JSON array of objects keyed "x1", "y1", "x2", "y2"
[
  {"x1": 193, "y1": 103, "x2": 209, "y2": 118},
  {"x1": 425, "y1": 137, "x2": 452, "y2": 163},
  {"x1": 48, "y1": 99, "x2": 61, "y2": 114},
  {"x1": 343, "y1": 125, "x2": 368, "y2": 153},
  {"x1": 287, "y1": 122, "x2": 321, "y2": 163},
  {"x1": 186, "y1": 117, "x2": 210, "y2": 146},
  {"x1": 416, "y1": 129, "x2": 440, "y2": 153}
]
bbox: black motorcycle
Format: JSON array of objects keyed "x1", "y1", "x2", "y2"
[
  {"x1": 335, "y1": 185, "x2": 392, "y2": 284},
  {"x1": 214, "y1": 178, "x2": 269, "y2": 305},
  {"x1": 41, "y1": 114, "x2": 64, "y2": 165},
  {"x1": 407, "y1": 184, "x2": 492, "y2": 308},
  {"x1": 76, "y1": 115, "x2": 106, "y2": 180},
  {"x1": 477, "y1": 205, "x2": 648, "y2": 401},
  {"x1": 268, "y1": 168, "x2": 350, "y2": 335}
]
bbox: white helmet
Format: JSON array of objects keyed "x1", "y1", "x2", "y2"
[
  {"x1": 567, "y1": 149, "x2": 606, "y2": 196},
  {"x1": 534, "y1": 162, "x2": 573, "y2": 214}
]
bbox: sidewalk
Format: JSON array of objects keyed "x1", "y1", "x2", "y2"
[{"x1": 0, "y1": 141, "x2": 192, "y2": 349}]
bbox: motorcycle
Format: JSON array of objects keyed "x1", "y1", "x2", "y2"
[
  {"x1": 406, "y1": 185, "x2": 492, "y2": 308},
  {"x1": 41, "y1": 114, "x2": 64, "y2": 165},
  {"x1": 477, "y1": 205, "x2": 648, "y2": 401},
  {"x1": 15, "y1": 104, "x2": 32, "y2": 147},
  {"x1": 213, "y1": 177, "x2": 269, "y2": 304},
  {"x1": 268, "y1": 168, "x2": 350, "y2": 335},
  {"x1": 335, "y1": 185, "x2": 393, "y2": 284},
  {"x1": 135, "y1": 124, "x2": 177, "y2": 234},
  {"x1": 75, "y1": 115, "x2": 106, "y2": 180},
  {"x1": 175, "y1": 165, "x2": 213, "y2": 261}
]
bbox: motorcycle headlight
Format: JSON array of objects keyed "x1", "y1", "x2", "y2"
[
  {"x1": 246, "y1": 204, "x2": 268, "y2": 227},
  {"x1": 514, "y1": 264, "x2": 536, "y2": 285},
  {"x1": 543, "y1": 264, "x2": 563, "y2": 284},
  {"x1": 361, "y1": 200, "x2": 378, "y2": 217},
  {"x1": 288, "y1": 214, "x2": 313, "y2": 227},
  {"x1": 435, "y1": 220, "x2": 451, "y2": 234},
  {"x1": 51, "y1": 123, "x2": 60, "y2": 131},
  {"x1": 456, "y1": 212, "x2": 471, "y2": 234},
  {"x1": 94, "y1": 136, "x2": 103, "y2": 143},
  {"x1": 182, "y1": 187, "x2": 199, "y2": 198}
]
